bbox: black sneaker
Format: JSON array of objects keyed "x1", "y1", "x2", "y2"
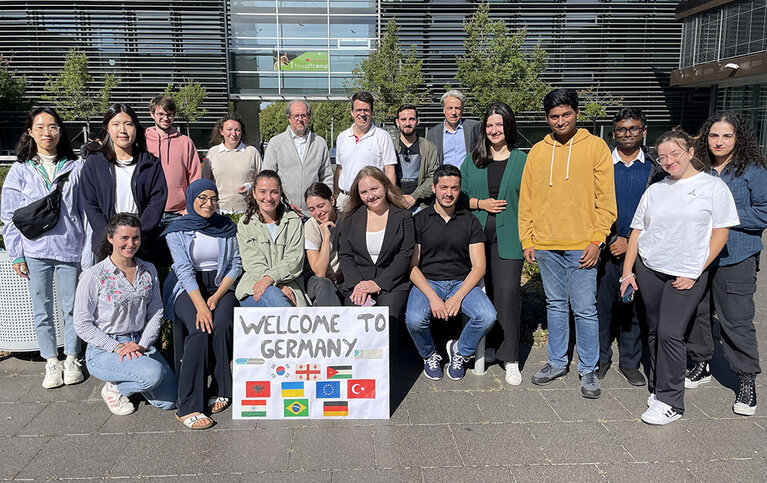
[
  {"x1": 531, "y1": 363, "x2": 568, "y2": 385},
  {"x1": 684, "y1": 361, "x2": 711, "y2": 389},
  {"x1": 733, "y1": 379, "x2": 757, "y2": 416}
]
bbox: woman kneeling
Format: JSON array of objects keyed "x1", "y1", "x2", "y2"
[{"x1": 74, "y1": 213, "x2": 177, "y2": 416}]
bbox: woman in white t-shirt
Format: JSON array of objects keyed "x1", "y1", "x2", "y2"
[
  {"x1": 303, "y1": 182, "x2": 344, "y2": 306},
  {"x1": 620, "y1": 130, "x2": 739, "y2": 425}
]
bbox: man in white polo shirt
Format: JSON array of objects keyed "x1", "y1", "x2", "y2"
[{"x1": 333, "y1": 91, "x2": 397, "y2": 211}]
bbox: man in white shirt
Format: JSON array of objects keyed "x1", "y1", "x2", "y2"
[
  {"x1": 333, "y1": 91, "x2": 397, "y2": 211},
  {"x1": 263, "y1": 100, "x2": 332, "y2": 214}
]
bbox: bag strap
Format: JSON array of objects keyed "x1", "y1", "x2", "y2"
[{"x1": 53, "y1": 170, "x2": 72, "y2": 193}]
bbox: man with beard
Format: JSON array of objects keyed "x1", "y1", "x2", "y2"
[
  {"x1": 394, "y1": 105, "x2": 439, "y2": 211},
  {"x1": 405, "y1": 165, "x2": 497, "y2": 381}
]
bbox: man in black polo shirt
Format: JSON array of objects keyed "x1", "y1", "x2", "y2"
[{"x1": 405, "y1": 165, "x2": 497, "y2": 380}]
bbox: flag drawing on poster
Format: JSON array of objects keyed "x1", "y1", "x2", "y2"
[
  {"x1": 281, "y1": 381, "x2": 304, "y2": 397},
  {"x1": 327, "y1": 365, "x2": 352, "y2": 379},
  {"x1": 245, "y1": 381, "x2": 270, "y2": 398},
  {"x1": 233, "y1": 306, "x2": 390, "y2": 419},
  {"x1": 296, "y1": 363, "x2": 322, "y2": 380},
  {"x1": 271, "y1": 363, "x2": 292, "y2": 379},
  {"x1": 284, "y1": 399, "x2": 309, "y2": 417},
  {"x1": 315, "y1": 381, "x2": 340, "y2": 398},
  {"x1": 241, "y1": 399, "x2": 266, "y2": 417},
  {"x1": 323, "y1": 401, "x2": 348, "y2": 417},
  {"x1": 347, "y1": 379, "x2": 376, "y2": 399}
]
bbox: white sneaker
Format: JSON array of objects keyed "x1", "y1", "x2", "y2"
[
  {"x1": 42, "y1": 361, "x2": 63, "y2": 389},
  {"x1": 101, "y1": 382, "x2": 135, "y2": 416},
  {"x1": 505, "y1": 362, "x2": 522, "y2": 386},
  {"x1": 63, "y1": 358, "x2": 84, "y2": 385},
  {"x1": 647, "y1": 393, "x2": 658, "y2": 407},
  {"x1": 641, "y1": 399, "x2": 681, "y2": 425}
]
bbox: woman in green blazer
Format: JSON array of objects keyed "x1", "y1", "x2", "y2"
[{"x1": 460, "y1": 102, "x2": 526, "y2": 386}]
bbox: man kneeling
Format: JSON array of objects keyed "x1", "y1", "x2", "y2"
[{"x1": 406, "y1": 165, "x2": 496, "y2": 380}]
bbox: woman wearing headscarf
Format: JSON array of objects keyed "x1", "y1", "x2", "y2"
[{"x1": 163, "y1": 179, "x2": 241, "y2": 430}]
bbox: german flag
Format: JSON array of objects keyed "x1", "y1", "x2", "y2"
[{"x1": 323, "y1": 400, "x2": 349, "y2": 417}]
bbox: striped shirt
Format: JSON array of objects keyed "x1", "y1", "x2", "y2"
[{"x1": 73, "y1": 256, "x2": 163, "y2": 352}]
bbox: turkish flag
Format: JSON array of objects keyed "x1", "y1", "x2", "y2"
[{"x1": 347, "y1": 379, "x2": 375, "y2": 398}]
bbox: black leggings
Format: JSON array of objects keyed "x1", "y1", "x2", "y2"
[
  {"x1": 637, "y1": 258, "x2": 708, "y2": 414},
  {"x1": 174, "y1": 270, "x2": 238, "y2": 416}
]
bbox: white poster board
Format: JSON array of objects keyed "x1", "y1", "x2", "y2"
[{"x1": 232, "y1": 306, "x2": 390, "y2": 420}]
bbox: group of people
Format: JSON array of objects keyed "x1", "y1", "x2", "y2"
[{"x1": 1, "y1": 86, "x2": 764, "y2": 428}]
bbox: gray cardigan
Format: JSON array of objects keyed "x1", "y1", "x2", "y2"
[{"x1": 262, "y1": 128, "x2": 333, "y2": 213}]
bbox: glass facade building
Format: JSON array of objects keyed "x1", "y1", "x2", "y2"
[
  {"x1": 228, "y1": 1, "x2": 378, "y2": 99},
  {"x1": 674, "y1": 0, "x2": 767, "y2": 154}
]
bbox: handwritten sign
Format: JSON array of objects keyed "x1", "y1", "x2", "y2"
[{"x1": 232, "y1": 306, "x2": 390, "y2": 419}]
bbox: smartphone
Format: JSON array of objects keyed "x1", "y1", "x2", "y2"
[{"x1": 621, "y1": 284, "x2": 635, "y2": 303}]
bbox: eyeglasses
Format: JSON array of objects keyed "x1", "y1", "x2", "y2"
[
  {"x1": 614, "y1": 126, "x2": 644, "y2": 135},
  {"x1": 32, "y1": 126, "x2": 60, "y2": 135},
  {"x1": 156, "y1": 112, "x2": 174, "y2": 119},
  {"x1": 290, "y1": 114, "x2": 309, "y2": 120},
  {"x1": 657, "y1": 150, "x2": 689, "y2": 163},
  {"x1": 196, "y1": 194, "x2": 219, "y2": 205}
]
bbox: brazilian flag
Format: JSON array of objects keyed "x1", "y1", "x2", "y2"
[{"x1": 284, "y1": 399, "x2": 309, "y2": 417}]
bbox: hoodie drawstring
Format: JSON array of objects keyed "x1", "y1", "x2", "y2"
[{"x1": 549, "y1": 136, "x2": 575, "y2": 187}]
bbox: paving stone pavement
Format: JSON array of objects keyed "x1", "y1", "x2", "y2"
[{"x1": 2, "y1": 264, "x2": 767, "y2": 481}]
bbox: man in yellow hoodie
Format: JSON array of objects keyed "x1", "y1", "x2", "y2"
[{"x1": 518, "y1": 89, "x2": 617, "y2": 399}]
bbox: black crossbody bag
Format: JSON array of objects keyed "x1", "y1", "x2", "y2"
[{"x1": 12, "y1": 170, "x2": 72, "y2": 240}]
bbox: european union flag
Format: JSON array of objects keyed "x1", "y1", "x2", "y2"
[{"x1": 315, "y1": 380, "x2": 340, "y2": 398}]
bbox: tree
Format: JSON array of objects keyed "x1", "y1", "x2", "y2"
[
  {"x1": 258, "y1": 102, "x2": 289, "y2": 142},
  {"x1": 578, "y1": 86, "x2": 622, "y2": 133},
  {"x1": 0, "y1": 54, "x2": 32, "y2": 111},
  {"x1": 310, "y1": 101, "x2": 350, "y2": 147},
  {"x1": 41, "y1": 48, "x2": 119, "y2": 133},
  {"x1": 164, "y1": 81, "x2": 208, "y2": 135},
  {"x1": 347, "y1": 19, "x2": 427, "y2": 124},
  {"x1": 456, "y1": 3, "x2": 550, "y2": 116}
]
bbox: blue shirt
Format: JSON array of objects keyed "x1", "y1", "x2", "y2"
[
  {"x1": 442, "y1": 121, "x2": 466, "y2": 167},
  {"x1": 714, "y1": 163, "x2": 767, "y2": 266},
  {"x1": 614, "y1": 158, "x2": 651, "y2": 238}
]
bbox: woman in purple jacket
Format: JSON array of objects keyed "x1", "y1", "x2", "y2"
[
  {"x1": 80, "y1": 104, "x2": 167, "y2": 262},
  {"x1": 1, "y1": 107, "x2": 85, "y2": 389}
]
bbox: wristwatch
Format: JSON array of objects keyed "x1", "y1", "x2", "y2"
[{"x1": 592, "y1": 240, "x2": 606, "y2": 249}]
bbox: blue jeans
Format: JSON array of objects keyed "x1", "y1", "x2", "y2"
[
  {"x1": 85, "y1": 332, "x2": 177, "y2": 410},
  {"x1": 26, "y1": 258, "x2": 80, "y2": 359},
  {"x1": 536, "y1": 250, "x2": 599, "y2": 375},
  {"x1": 405, "y1": 280, "x2": 497, "y2": 358},
  {"x1": 239, "y1": 285, "x2": 293, "y2": 307}
]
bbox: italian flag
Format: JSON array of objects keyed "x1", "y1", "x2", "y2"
[{"x1": 241, "y1": 399, "x2": 266, "y2": 417}]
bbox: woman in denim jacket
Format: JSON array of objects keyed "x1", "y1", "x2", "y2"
[
  {"x1": 163, "y1": 179, "x2": 241, "y2": 430},
  {"x1": 1, "y1": 107, "x2": 85, "y2": 389}
]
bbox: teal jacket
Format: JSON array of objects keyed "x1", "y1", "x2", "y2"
[{"x1": 460, "y1": 150, "x2": 526, "y2": 260}]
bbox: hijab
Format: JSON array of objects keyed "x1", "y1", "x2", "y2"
[{"x1": 161, "y1": 179, "x2": 237, "y2": 238}]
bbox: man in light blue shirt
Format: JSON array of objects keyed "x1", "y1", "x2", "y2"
[{"x1": 426, "y1": 90, "x2": 482, "y2": 168}]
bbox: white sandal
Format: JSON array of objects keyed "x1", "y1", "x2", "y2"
[
  {"x1": 176, "y1": 413, "x2": 214, "y2": 430},
  {"x1": 208, "y1": 396, "x2": 230, "y2": 414}
]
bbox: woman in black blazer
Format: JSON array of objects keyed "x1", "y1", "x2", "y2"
[{"x1": 339, "y1": 166, "x2": 414, "y2": 348}]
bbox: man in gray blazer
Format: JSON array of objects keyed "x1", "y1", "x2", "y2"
[
  {"x1": 263, "y1": 99, "x2": 333, "y2": 215},
  {"x1": 426, "y1": 90, "x2": 482, "y2": 168}
]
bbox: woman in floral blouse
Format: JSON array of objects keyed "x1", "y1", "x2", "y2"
[{"x1": 73, "y1": 213, "x2": 177, "y2": 416}]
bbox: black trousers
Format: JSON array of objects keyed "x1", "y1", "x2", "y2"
[
  {"x1": 306, "y1": 275, "x2": 344, "y2": 307},
  {"x1": 686, "y1": 255, "x2": 761, "y2": 380},
  {"x1": 637, "y1": 258, "x2": 708, "y2": 414},
  {"x1": 597, "y1": 255, "x2": 644, "y2": 369},
  {"x1": 175, "y1": 270, "x2": 238, "y2": 416},
  {"x1": 344, "y1": 288, "x2": 409, "y2": 350},
  {"x1": 484, "y1": 215, "x2": 522, "y2": 363}
]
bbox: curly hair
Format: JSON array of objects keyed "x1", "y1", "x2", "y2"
[
  {"x1": 693, "y1": 111, "x2": 767, "y2": 177},
  {"x1": 208, "y1": 113, "x2": 249, "y2": 147},
  {"x1": 242, "y1": 170, "x2": 291, "y2": 225}
]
